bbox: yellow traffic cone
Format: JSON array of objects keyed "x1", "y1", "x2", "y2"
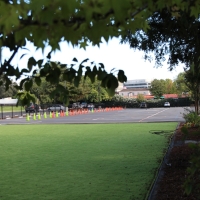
[
  {"x1": 38, "y1": 113, "x2": 41, "y2": 120},
  {"x1": 26, "y1": 114, "x2": 30, "y2": 121},
  {"x1": 44, "y1": 112, "x2": 47, "y2": 119},
  {"x1": 33, "y1": 113, "x2": 36, "y2": 120}
]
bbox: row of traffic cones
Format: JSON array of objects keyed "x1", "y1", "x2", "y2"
[
  {"x1": 26, "y1": 107, "x2": 123, "y2": 121},
  {"x1": 26, "y1": 110, "x2": 69, "y2": 121}
]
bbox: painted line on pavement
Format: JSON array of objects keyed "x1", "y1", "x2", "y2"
[{"x1": 138, "y1": 108, "x2": 169, "y2": 122}]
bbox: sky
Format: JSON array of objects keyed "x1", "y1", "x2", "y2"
[{"x1": 3, "y1": 37, "x2": 185, "y2": 82}]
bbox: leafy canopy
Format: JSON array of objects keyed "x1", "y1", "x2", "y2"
[
  {"x1": 1, "y1": 0, "x2": 200, "y2": 104},
  {"x1": 150, "y1": 79, "x2": 166, "y2": 97},
  {"x1": 122, "y1": 7, "x2": 200, "y2": 70}
]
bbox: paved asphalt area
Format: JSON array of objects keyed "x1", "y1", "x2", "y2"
[{"x1": 0, "y1": 107, "x2": 188, "y2": 125}]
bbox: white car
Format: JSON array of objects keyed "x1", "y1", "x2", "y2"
[{"x1": 164, "y1": 102, "x2": 170, "y2": 107}]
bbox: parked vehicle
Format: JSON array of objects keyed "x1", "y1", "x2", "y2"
[
  {"x1": 25, "y1": 103, "x2": 40, "y2": 113},
  {"x1": 72, "y1": 102, "x2": 81, "y2": 109},
  {"x1": 46, "y1": 104, "x2": 66, "y2": 112},
  {"x1": 164, "y1": 102, "x2": 170, "y2": 107},
  {"x1": 80, "y1": 102, "x2": 87, "y2": 108},
  {"x1": 140, "y1": 102, "x2": 147, "y2": 108},
  {"x1": 87, "y1": 103, "x2": 94, "y2": 111}
]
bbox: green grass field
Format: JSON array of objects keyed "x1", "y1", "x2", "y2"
[
  {"x1": 0, "y1": 123, "x2": 177, "y2": 200},
  {"x1": 1, "y1": 106, "x2": 23, "y2": 112}
]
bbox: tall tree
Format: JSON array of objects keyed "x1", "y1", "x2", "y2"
[
  {"x1": 164, "y1": 79, "x2": 176, "y2": 94},
  {"x1": 174, "y1": 72, "x2": 190, "y2": 96},
  {"x1": 0, "y1": 76, "x2": 18, "y2": 98},
  {"x1": 122, "y1": 7, "x2": 200, "y2": 111},
  {"x1": 150, "y1": 79, "x2": 165, "y2": 98},
  {"x1": 29, "y1": 76, "x2": 111, "y2": 105},
  {"x1": 184, "y1": 66, "x2": 200, "y2": 114},
  {"x1": 122, "y1": 8, "x2": 200, "y2": 71}
]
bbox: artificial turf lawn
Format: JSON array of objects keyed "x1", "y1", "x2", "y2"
[{"x1": 0, "y1": 123, "x2": 177, "y2": 200}]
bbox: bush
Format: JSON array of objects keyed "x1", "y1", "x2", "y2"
[{"x1": 183, "y1": 108, "x2": 200, "y2": 127}]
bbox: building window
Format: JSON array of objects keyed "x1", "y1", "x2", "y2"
[{"x1": 128, "y1": 92, "x2": 132, "y2": 97}]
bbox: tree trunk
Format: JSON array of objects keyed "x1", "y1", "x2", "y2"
[
  {"x1": 193, "y1": 85, "x2": 200, "y2": 114},
  {"x1": 195, "y1": 99, "x2": 198, "y2": 114}
]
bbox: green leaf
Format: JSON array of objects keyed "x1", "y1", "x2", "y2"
[
  {"x1": 27, "y1": 92, "x2": 36, "y2": 104},
  {"x1": 101, "y1": 74, "x2": 119, "y2": 97},
  {"x1": 35, "y1": 77, "x2": 41, "y2": 86},
  {"x1": 32, "y1": 69, "x2": 38, "y2": 75},
  {"x1": 80, "y1": 41, "x2": 88, "y2": 50},
  {"x1": 62, "y1": 72, "x2": 68, "y2": 81},
  {"x1": 99, "y1": 63, "x2": 105, "y2": 69},
  {"x1": 97, "y1": 68, "x2": 107, "y2": 80},
  {"x1": 72, "y1": 57, "x2": 78, "y2": 62},
  {"x1": 37, "y1": 59, "x2": 43, "y2": 68},
  {"x1": 5, "y1": 76, "x2": 12, "y2": 90},
  {"x1": 110, "y1": 68, "x2": 115, "y2": 72},
  {"x1": 80, "y1": 58, "x2": 89, "y2": 65},
  {"x1": 28, "y1": 57, "x2": 37, "y2": 71},
  {"x1": 20, "y1": 54, "x2": 27, "y2": 60},
  {"x1": 93, "y1": 65, "x2": 97, "y2": 73},
  {"x1": 47, "y1": 51, "x2": 52, "y2": 60},
  {"x1": 60, "y1": 64, "x2": 67, "y2": 69},
  {"x1": 21, "y1": 68, "x2": 29, "y2": 74},
  {"x1": 19, "y1": 78, "x2": 29, "y2": 90},
  {"x1": 77, "y1": 65, "x2": 83, "y2": 77},
  {"x1": 88, "y1": 72, "x2": 96, "y2": 83},
  {"x1": 107, "y1": 75, "x2": 118, "y2": 89},
  {"x1": 24, "y1": 79, "x2": 33, "y2": 91},
  {"x1": 74, "y1": 76, "x2": 80, "y2": 87},
  {"x1": 118, "y1": 70, "x2": 127, "y2": 82},
  {"x1": 106, "y1": 87, "x2": 116, "y2": 96}
]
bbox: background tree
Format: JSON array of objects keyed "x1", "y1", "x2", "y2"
[
  {"x1": 87, "y1": 79, "x2": 111, "y2": 103},
  {"x1": 150, "y1": 79, "x2": 165, "y2": 98},
  {"x1": 29, "y1": 76, "x2": 111, "y2": 105},
  {"x1": 0, "y1": 76, "x2": 18, "y2": 98},
  {"x1": 136, "y1": 94, "x2": 145, "y2": 103},
  {"x1": 174, "y1": 72, "x2": 190, "y2": 96},
  {"x1": 0, "y1": 83, "x2": 18, "y2": 99},
  {"x1": 164, "y1": 79, "x2": 176, "y2": 94}
]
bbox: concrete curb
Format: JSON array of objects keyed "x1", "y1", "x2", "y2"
[{"x1": 147, "y1": 122, "x2": 181, "y2": 200}]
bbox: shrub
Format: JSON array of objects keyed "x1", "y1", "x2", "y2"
[{"x1": 183, "y1": 108, "x2": 200, "y2": 127}]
